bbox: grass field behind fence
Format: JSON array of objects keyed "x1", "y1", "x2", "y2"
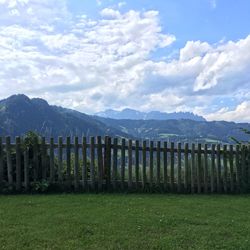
[{"x1": 0, "y1": 194, "x2": 250, "y2": 249}]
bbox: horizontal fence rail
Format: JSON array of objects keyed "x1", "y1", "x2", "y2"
[{"x1": 0, "y1": 136, "x2": 249, "y2": 194}]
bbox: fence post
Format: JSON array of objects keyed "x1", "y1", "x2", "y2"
[
  {"x1": 211, "y1": 144, "x2": 215, "y2": 193},
  {"x1": 149, "y1": 141, "x2": 154, "y2": 190},
  {"x1": 204, "y1": 144, "x2": 208, "y2": 194},
  {"x1": 223, "y1": 145, "x2": 228, "y2": 193},
  {"x1": 121, "y1": 138, "x2": 125, "y2": 191},
  {"x1": 229, "y1": 145, "x2": 234, "y2": 193},
  {"x1": 156, "y1": 141, "x2": 161, "y2": 188},
  {"x1": 191, "y1": 143, "x2": 195, "y2": 193},
  {"x1": 49, "y1": 138, "x2": 55, "y2": 183},
  {"x1": 177, "y1": 143, "x2": 182, "y2": 193},
  {"x1": 24, "y1": 147, "x2": 29, "y2": 191},
  {"x1": 90, "y1": 136, "x2": 95, "y2": 191},
  {"x1": 112, "y1": 137, "x2": 118, "y2": 190},
  {"x1": 58, "y1": 137, "x2": 63, "y2": 183},
  {"x1": 142, "y1": 140, "x2": 147, "y2": 189},
  {"x1": 170, "y1": 142, "x2": 175, "y2": 192},
  {"x1": 216, "y1": 144, "x2": 221, "y2": 193},
  {"x1": 128, "y1": 139, "x2": 133, "y2": 190},
  {"x1": 82, "y1": 137, "x2": 87, "y2": 191},
  {"x1": 184, "y1": 143, "x2": 188, "y2": 193},
  {"x1": 41, "y1": 137, "x2": 47, "y2": 180},
  {"x1": 97, "y1": 136, "x2": 103, "y2": 192},
  {"x1": 66, "y1": 137, "x2": 71, "y2": 185},
  {"x1": 74, "y1": 137, "x2": 79, "y2": 191},
  {"x1": 197, "y1": 143, "x2": 201, "y2": 194},
  {"x1": 6, "y1": 136, "x2": 13, "y2": 187},
  {"x1": 235, "y1": 144, "x2": 240, "y2": 192},
  {"x1": 163, "y1": 141, "x2": 168, "y2": 192},
  {"x1": 0, "y1": 137, "x2": 3, "y2": 186},
  {"x1": 15, "y1": 136, "x2": 21, "y2": 191},
  {"x1": 135, "y1": 140, "x2": 139, "y2": 190}
]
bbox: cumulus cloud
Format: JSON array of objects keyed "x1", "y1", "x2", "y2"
[
  {"x1": 204, "y1": 101, "x2": 250, "y2": 123},
  {"x1": 0, "y1": 0, "x2": 249, "y2": 122}
]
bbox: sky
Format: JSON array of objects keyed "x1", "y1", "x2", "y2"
[{"x1": 0, "y1": 0, "x2": 250, "y2": 122}]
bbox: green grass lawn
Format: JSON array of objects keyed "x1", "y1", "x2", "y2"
[{"x1": 0, "y1": 194, "x2": 250, "y2": 250}]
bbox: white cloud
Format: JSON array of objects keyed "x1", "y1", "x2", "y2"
[
  {"x1": 205, "y1": 101, "x2": 250, "y2": 123},
  {"x1": 0, "y1": 0, "x2": 249, "y2": 122}
]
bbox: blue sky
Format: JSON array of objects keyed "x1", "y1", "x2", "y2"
[{"x1": 0, "y1": 0, "x2": 250, "y2": 122}]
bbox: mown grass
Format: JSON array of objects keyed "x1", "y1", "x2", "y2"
[{"x1": 0, "y1": 194, "x2": 250, "y2": 249}]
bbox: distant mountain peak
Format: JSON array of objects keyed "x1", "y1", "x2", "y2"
[{"x1": 95, "y1": 109, "x2": 206, "y2": 122}]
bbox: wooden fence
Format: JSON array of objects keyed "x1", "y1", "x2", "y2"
[{"x1": 0, "y1": 136, "x2": 249, "y2": 193}]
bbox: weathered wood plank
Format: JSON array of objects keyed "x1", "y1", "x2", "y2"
[
  {"x1": 216, "y1": 144, "x2": 221, "y2": 193},
  {"x1": 197, "y1": 144, "x2": 201, "y2": 194},
  {"x1": 177, "y1": 142, "x2": 181, "y2": 193},
  {"x1": 135, "y1": 140, "x2": 139, "y2": 190},
  {"x1": 204, "y1": 144, "x2": 208, "y2": 194},
  {"x1": 24, "y1": 148, "x2": 29, "y2": 191},
  {"x1": 211, "y1": 144, "x2": 215, "y2": 193},
  {"x1": 223, "y1": 145, "x2": 228, "y2": 193},
  {"x1": 121, "y1": 138, "x2": 125, "y2": 191},
  {"x1": 66, "y1": 137, "x2": 71, "y2": 183},
  {"x1": 170, "y1": 142, "x2": 175, "y2": 192},
  {"x1": 112, "y1": 138, "x2": 118, "y2": 190},
  {"x1": 90, "y1": 136, "x2": 95, "y2": 190},
  {"x1": 74, "y1": 137, "x2": 79, "y2": 191},
  {"x1": 105, "y1": 136, "x2": 111, "y2": 191},
  {"x1": 49, "y1": 138, "x2": 55, "y2": 182},
  {"x1": 0, "y1": 137, "x2": 3, "y2": 185},
  {"x1": 58, "y1": 137, "x2": 63, "y2": 183},
  {"x1": 184, "y1": 143, "x2": 188, "y2": 192},
  {"x1": 41, "y1": 137, "x2": 46, "y2": 180},
  {"x1": 156, "y1": 141, "x2": 161, "y2": 187},
  {"x1": 33, "y1": 136, "x2": 39, "y2": 181},
  {"x1": 235, "y1": 144, "x2": 240, "y2": 193},
  {"x1": 97, "y1": 136, "x2": 103, "y2": 191},
  {"x1": 142, "y1": 140, "x2": 147, "y2": 189},
  {"x1": 128, "y1": 139, "x2": 133, "y2": 190},
  {"x1": 191, "y1": 143, "x2": 195, "y2": 193},
  {"x1": 229, "y1": 145, "x2": 234, "y2": 193},
  {"x1": 163, "y1": 141, "x2": 168, "y2": 191},
  {"x1": 241, "y1": 145, "x2": 246, "y2": 192},
  {"x1": 149, "y1": 141, "x2": 154, "y2": 189},
  {"x1": 6, "y1": 136, "x2": 13, "y2": 186},
  {"x1": 15, "y1": 137, "x2": 21, "y2": 191},
  {"x1": 82, "y1": 137, "x2": 87, "y2": 191}
]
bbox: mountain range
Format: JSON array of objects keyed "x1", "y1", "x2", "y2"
[
  {"x1": 0, "y1": 94, "x2": 249, "y2": 143},
  {"x1": 96, "y1": 109, "x2": 206, "y2": 121}
]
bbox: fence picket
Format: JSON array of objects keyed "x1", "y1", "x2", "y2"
[
  {"x1": 74, "y1": 137, "x2": 79, "y2": 191},
  {"x1": 170, "y1": 142, "x2": 175, "y2": 192},
  {"x1": 156, "y1": 141, "x2": 161, "y2": 188},
  {"x1": 149, "y1": 141, "x2": 154, "y2": 189},
  {"x1": 0, "y1": 137, "x2": 3, "y2": 185},
  {"x1": 204, "y1": 144, "x2": 208, "y2": 194},
  {"x1": 128, "y1": 139, "x2": 132, "y2": 190},
  {"x1": 112, "y1": 138, "x2": 118, "y2": 190},
  {"x1": 121, "y1": 138, "x2": 125, "y2": 190},
  {"x1": 211, "y1": 144, "x2": 215, "y2": 193},
  {"x1": 49, "y1": 138, "x2": 55, "y2": 182},
  {"x1": 184, "y1": 143, "x2": 188, "y2": 192},
  {"x1": 191, "y1": 143, "x2": 195, "y2": 193},
  {"x1": 142, "y1": 140, "x2": 147, "y2": 189},
  {"x1": 163, "y1": 141, "x2": 168, "y2": 191},
  {"x1": 90, "y1": 136, "x2": 95, "y2": 190},
  {"x1": 15, "y1": 137, "x2": 21, "y2": 191},
  {"x1": 223, "y1": 145, "x2": 228, "y2": 193},
  {"x1": 82, "y1": 137, "x2": 87, "y2": 191},
  {"x1": 217, "y1": 144, "x2": 221, "y2": 193},
  {"x1": 97, "y1": 136, "x2": 103, "y2": 191},
  {"x1": 135, "y1": 140, "x2": 139, "y2": 190},
  {"x1": 197, "y1": 144, "x2": 201, "y2": 194},
  {"x1": 177, "y1": 142, "x2": 181, "y2": 193},
  {"x1": 6, "y1": 137, "x2": 13, "y2": 186}
]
